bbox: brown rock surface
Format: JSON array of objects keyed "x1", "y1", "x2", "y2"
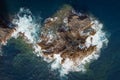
[
  {"x1": 0, "y1": 18, "x2": 15, "y2": 44},
  {"x1": 38, "y1": 5, "x2": 97, "y2": 63}
]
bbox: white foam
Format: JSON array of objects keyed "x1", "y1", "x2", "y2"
[
  {"x1": 85, "y1": 19, "x2": 108, "y2": 50},
  {"x1": 11, "y1": 8, "x2": 41, "y2": 43},
  {"x1": 51, "y1": 54, "x2": 63, "y2": 70},
  {"x1": 32, "y1": 44, "x2": 43, "y2": 57}
]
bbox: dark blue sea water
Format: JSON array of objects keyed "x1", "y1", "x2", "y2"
[{"x1": 0, "y1": 0, "x2": 120, "y2": 80}]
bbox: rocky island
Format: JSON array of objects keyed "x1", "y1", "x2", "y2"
[
  {"x1": 0, "y1": 4, "x2": 107, "y2": 75},
  {"x1": 38, "y1": 5, "x2": 97, "y2": 64}
]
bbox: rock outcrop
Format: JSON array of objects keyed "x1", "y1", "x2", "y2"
[
  {"x1": 0, "y1": 17, "x2": 15, "y2": 44},
  {"x1": 38, "y1": 5, "x2": 97, "y2": 63}
]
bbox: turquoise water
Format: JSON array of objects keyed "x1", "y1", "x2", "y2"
[{"x1": 0, "y1": 0, "x2": 120, "y2": 80}]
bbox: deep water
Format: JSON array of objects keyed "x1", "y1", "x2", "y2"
[{"x1": 0, "y1": 0, "x2": 120, "y2": 80}]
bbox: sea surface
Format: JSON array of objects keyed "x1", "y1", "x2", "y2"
[{"x1": 0, "y1": 0, "x2": 120, "y2": 80}]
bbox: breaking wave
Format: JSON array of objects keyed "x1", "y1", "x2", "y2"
[{"x1": 9, "y1": 8, "x2": 109, "y2": 76}]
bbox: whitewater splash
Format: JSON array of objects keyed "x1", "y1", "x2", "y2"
[
  {"x1": 11, "y1": 8, "x2": 41, "y2": 43},
  {"x1": 9, "y1": 8, "x2": 108, "y2": 76}
]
